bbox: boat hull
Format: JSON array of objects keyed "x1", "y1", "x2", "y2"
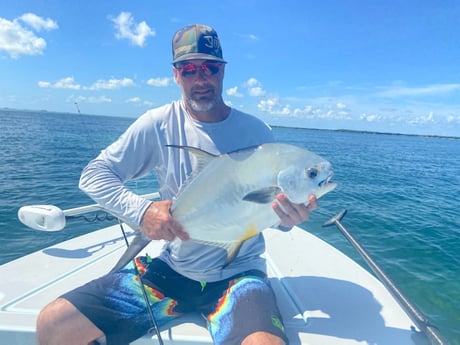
[{"x1": 0, "y1": 224, "x2": 420, "y2": 344}]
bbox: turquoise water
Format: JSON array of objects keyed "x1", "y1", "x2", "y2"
[{"x1": 1, "y1": 109, "x2": 459, "y2": 343}]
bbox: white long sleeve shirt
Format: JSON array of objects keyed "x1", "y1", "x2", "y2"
[{"x1": 79, "y1": 100, "x2": 274, "y2": 282}]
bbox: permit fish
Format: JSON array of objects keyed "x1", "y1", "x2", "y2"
[{"x1": 111, "y1": 143, "x2": 336, "y2": 272}]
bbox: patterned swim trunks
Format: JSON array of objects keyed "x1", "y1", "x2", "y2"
[{"x1": 62, "y1": 257, "x2": 288, "y2": 344}]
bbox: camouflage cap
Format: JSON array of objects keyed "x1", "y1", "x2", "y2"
[{"x1": 172, "y1": 24, "x2": 226, "y2": 64}]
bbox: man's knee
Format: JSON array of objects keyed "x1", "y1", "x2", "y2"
[
  {"x1": 36, "y1": 298, "x2": 103, "y2": 345},
  {"x1": 242, "y1": 331, "x2": 285, "y2": 345}
]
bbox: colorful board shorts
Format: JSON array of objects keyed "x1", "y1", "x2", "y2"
[{"x1": 61, "y1": 257, "x2": 288, "y2": 345}]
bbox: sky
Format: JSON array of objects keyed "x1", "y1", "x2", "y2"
[{"x1": 1, "y1": 0, "x2": 459, "y2": 137}]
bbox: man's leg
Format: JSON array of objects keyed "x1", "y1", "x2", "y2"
[
  {"x1": 36, "y1": 257, "x2": 181, "y2": 345},
  {"x1": 207, "y1": 275, "x2": 288, "y2": 345},
  {"x1": 37, "y1": 298, "x2": 104, "y2": 345},
  {"x1": 242, "y1": 331, "x2": 285, "y2": 345}
]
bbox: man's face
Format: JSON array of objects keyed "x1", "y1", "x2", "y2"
[{"x1": 173, "y1": 59, "x2": 225, "y2": 112}]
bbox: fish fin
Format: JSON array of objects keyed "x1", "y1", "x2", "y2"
[
  {"x1": 166, "y1": 144, "x2": 219, "y2": 157},
  {"x1": 166, "y1": 145, "x2": 217, "y2": 174},
  {"x1": 225, "y1": 224, "x2": 260, "y2": 262},
  {"x1": 193, "y1": 224, "x2": 261, "y2": 265},
  {"x1": 225, "y1": 145, "x2": 261, "y2": 155},
  {"x1": 224, "y1": 241, "x2": 244, "y2": 265},
  {"x1": 110, "y1": 232, "x2": 151, "y2": 273},
  {"x1": 166, "y1": 144, "x2": 262, "y2": 167},
  {"x1": 243, "y1": 186, "x2": 282, "y2": 204},
  {"x1": 166, "y1": 145, "x2": 219, "y2": 204}
]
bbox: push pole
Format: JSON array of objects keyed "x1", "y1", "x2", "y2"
[{"x1": 323, "y1": 209, "x2": 448, "y2": 345}]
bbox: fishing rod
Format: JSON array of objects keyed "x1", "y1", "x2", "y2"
[
  {"x1": 117, "y1": 220, "x2": 165, "y2": 345},
  {"x1": 75, "y1": 101, "x2": 97, "y2": 153},
  {"x1": 323, "y1": 209, "x2": 448, "y2": 345}
]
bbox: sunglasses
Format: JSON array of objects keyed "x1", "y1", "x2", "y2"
[{"x1": 176, "y1": 61, "x2": 222, "y2": 77}]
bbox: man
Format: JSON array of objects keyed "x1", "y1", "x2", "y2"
[{"x1": 36, "y1": 24, "x2": 317, "y2": 345}]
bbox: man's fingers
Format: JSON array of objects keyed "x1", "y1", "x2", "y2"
[
  {"x1": 273, "y1": 194, "x2": 318, "y2": 228},
  {"x1": 272, "y1": 201, "x2": 292, "y2": 224},
  {"x1": 140, "y1": 201, "x2": 189, "y2": 241},
  {"x1": 169, "y1": 222, "x2": 190, "y2": 241},
  {"x1": 307, "y1": 194, "x2": 318, "y2": 209}
]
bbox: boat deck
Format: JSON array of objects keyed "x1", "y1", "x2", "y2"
[{"x1": 0, "y1": 225, "x2": 422, "y2": 344}]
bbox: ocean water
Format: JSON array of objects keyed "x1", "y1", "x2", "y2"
[{"x1": 1, "y1": 109, "x2": 459, "y2": 344}]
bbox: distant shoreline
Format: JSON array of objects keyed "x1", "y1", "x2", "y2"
[
  {"x1": 2, "y1": 107, "x2": 458, "y2": 140},
  {"x1": 272, "y1": 124, "x2": 460, "y2": 140}
]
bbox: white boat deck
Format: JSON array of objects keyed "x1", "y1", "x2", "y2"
[{"x1": 0, "y1": 224, "x2": 423, "y2": 344}]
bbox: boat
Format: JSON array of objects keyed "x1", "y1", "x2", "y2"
[{"x1": 0, "y1": 193, "x2": 447, "y2": 344}]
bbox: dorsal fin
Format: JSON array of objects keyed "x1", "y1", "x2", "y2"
[{"x1": 166, "y1": 145, "x2": 218, "y2": 175}]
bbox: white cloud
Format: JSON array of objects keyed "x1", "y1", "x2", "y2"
[
  {"x1": 88, "y1": 78, "x2": 135, "y2": 90},
  {"x1": 226, "y1": 86, "x2": 243, "y2": 97},
  {"x1": 73, "y1": 95, "x2": 112, "y2": 104},
  {"x1": 257, "y1": 97, "x2": 290, "y2": 115},
  {"x1": 257, "y1": 97, "x2": 280, "y2": 112},
  {"x1": 38, "y1": 77, "x2": 81, "y2": 90},
  {"x1": 38, "y1": 76, "x2": 136, "y2": 91},
  {"x1": 292, "y1": 105, "x2": 351, "y2": 120},
  {"x1": 377, "y1": 83, "x2": 460, "y2": 98},
  {"x1": 278, "y1": 105, "x2": 291, "y2": 115},
  {"x1": 90, "y1": 96, "x2": 112, "y2": 103},
  {"x1": 408, "y1": 112, "x2": 436, "y2": 125},
  {"x1": 0, "y1": 14, "x2": 58, "y2": 58},
  {"x1": 446, "y1": 115, "x2": 460, "y2": 124},
  {"x1": 126, "y1": 97, "x2": 142, "y2": 103},
  {"x1": 360, "y1": 113, "x2": 383, "y2": 122},
  {"x1": 19, "y1": 13, "x2": 58, "y2": 31},
  {"x1": 239, "y1": 33, "x2": 259, "y2": 41},
  {"x1": 248, "y1": 87, "x2": 265, "y2": 97},
  {"x1": 245, "y1": 78, "x2": 260, "y2": 88},
  {"x1": 293, "y1": 105, "x2": 313, "y2": 115},
  {"x1": 244, "y1": 78, "x2": 266, "y2": 97},
  {"x1": 231, "y1": 78, "x2": 459, "y2": 135},
  {"x1": 37, "y1": 81, "x2": 52, "y2": 88},
  {"x1": 256, "y1": 95, "x2": 356, "y2": 121},
  {"x1": 146, "y1": 77, "x2": 171, "y2": 87},
  {"x1": 125, "y1": 97, "x2": 155, "y2": 107},
  {"x1": 110, "y1": 12, "x2": 155, "y2": 47}
]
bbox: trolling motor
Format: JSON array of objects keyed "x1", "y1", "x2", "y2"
[{"x1": 18, "y1": 205, "x2": 66, "y2": 231}]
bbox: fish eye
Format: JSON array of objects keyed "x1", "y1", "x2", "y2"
[{"x1": 306, "y1": 167, "x2": 318, "y2": 179}]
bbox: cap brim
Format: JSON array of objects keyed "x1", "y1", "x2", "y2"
[{"x1": 172, "y1": 53, "x2": 227, "y2": 64}]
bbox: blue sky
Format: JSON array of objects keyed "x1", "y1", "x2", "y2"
[{"x1": 1, "y1": 1, "x2": 459, "y2": 137}]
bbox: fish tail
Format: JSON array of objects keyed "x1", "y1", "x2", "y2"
[
  {"x1": 110, "y1": 232, "x2": 151, "y2": 273},
  {"x1": 224, "y1": 242, "x2": 245, "y2": 266},
  {"x1": 223, "y1": 224, "x2": 260, "y2": 266}
]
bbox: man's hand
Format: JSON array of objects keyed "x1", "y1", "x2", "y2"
[
  {"x1": 272, "y1": 194, "x2": 318, "y2": 229},
  {"x1": 140, "y1": 201, "x2": 190, "y2": 241}
]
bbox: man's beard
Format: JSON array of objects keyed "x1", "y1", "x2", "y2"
[
  {"x1": 186, "y1": 97, "x2": 218, "y2": 112},
  {"x1": 185, "y1": 86, "x2": 218, "y2": 112}
]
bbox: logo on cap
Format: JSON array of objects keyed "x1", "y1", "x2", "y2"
[{"x1": 172, "y1": 24, "x2": 226, "y2": 64}]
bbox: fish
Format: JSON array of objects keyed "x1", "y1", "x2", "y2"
[{"x1": 110, "y1": 143, "x2": 336, "y2": 272}]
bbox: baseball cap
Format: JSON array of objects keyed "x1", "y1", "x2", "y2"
[{"x1": 172, "y1": 24, "x2": 227, "y2": 64}]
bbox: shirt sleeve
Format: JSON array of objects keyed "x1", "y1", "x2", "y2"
[{"x1": 79, "y1": 112, "x2": 161, "y2": 227}]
